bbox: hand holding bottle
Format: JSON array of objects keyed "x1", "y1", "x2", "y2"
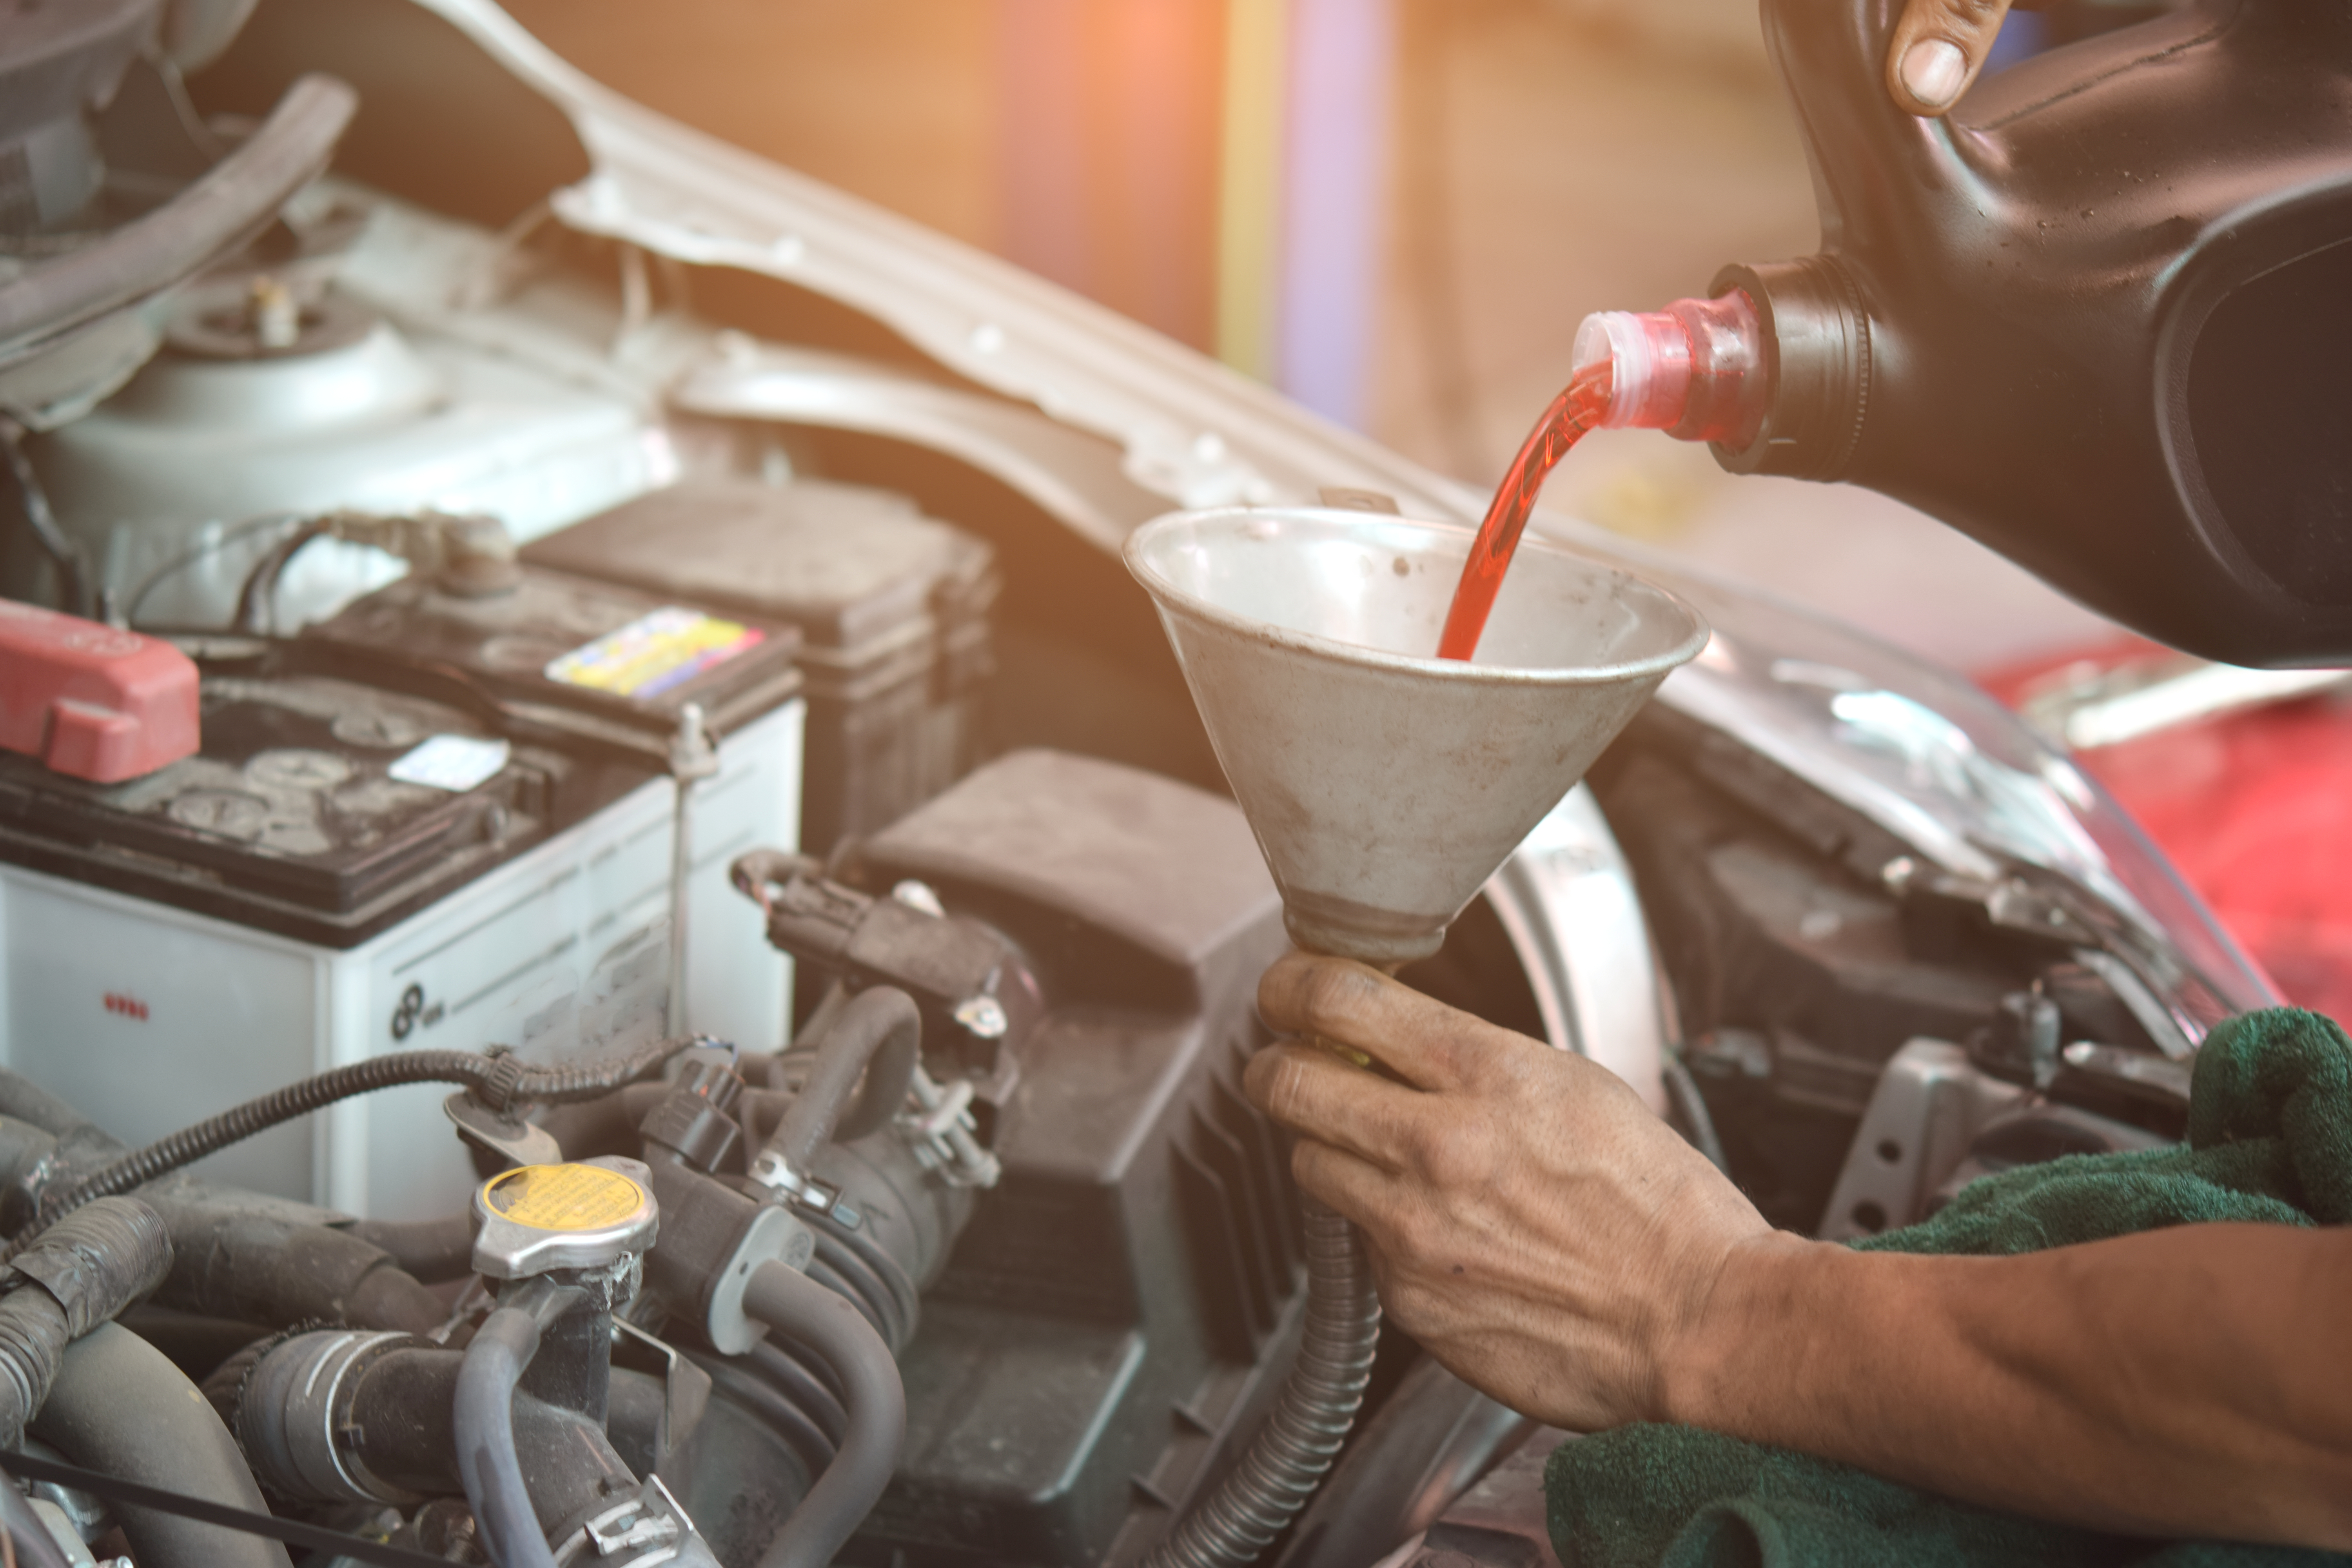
[{"x1": 1887, "y1": 0, "x2": 2046, "y2": 115}]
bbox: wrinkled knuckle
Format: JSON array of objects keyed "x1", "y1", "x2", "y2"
[
  {"x1": 1266, "y1": 1058, "x2": 1318, "y2": 1126},
  {"x1": 1298, "y1": 961, "x2": 1376, "y2": 1033},
  {"x1": 1419, "y1": 1132, "x2": 1474, "y2": 1190},
  {"x1": 1420, "y1": 1118, "x2": 1496, "y2": 1190},
  {"x1": 1394, "y1": 1118, "x2": 1450, "y2": 1181}
]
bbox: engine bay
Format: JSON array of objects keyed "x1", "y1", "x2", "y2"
[{"x1": 0, "y1": 3, "x2": 2271, "y2": 1564}]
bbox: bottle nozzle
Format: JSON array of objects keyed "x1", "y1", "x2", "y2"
[{"x1": 1572, "y1": 290, "x2": 1769, "y2": 448}]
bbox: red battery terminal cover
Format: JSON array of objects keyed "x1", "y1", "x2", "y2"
[{"x1": 0, "y1": 604, "x2": 200, "y2": 782}]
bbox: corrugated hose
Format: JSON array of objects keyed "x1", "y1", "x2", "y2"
[
  {"x1": 1141, "y1": 1200, "x2": 1382, "y2": 1568},
  {"x1": 5, "y1": 1039, "x2": 695, "y2": 1257}
]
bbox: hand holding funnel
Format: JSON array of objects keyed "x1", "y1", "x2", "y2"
[{"x1": 1125, "y1": 507, "x2": 1707, "y2": 967}]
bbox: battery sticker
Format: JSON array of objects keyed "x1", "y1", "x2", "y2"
[
  {"x1": 482, "y1": 1163, "x2": 647, "y2": 1232},
  {"x1": 387, "y1": 734, "x2": 511, "y2": 793},
  {"x1": 544, "y1": 607, "x2": 766, "y2": 699}
]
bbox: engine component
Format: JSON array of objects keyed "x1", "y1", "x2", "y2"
[
  {"x1": 739, "y1": 1261, "x2": 905, "y2": 1568},
  {"x1": 153, "y1": 1190, "x2": 447, "y2": 1334},
  {"x1": 1814, "y1": 1038, "x2": 2027, "y2": 1243},
  {"x1": 733, "y1": 851, "x2": 1035, "y2": 1100},
  {"x1": 23, "y1": 215, "x2": 662, "y2": 626},
  {"x1": 33, "y1": 1322, "x2": 292, "y2": 1568},
  {"x1": 730, "y1": 1093, "x2": 956, "y2": 1352},
  {"x1": 521, "y1": 478, "x2": 999, "y2": 857},
  {"x1": 14, "y1": 1038, "x2": 691, "y2": 1246},
  {"x1": 232, "y1": 1328, "x2": 675, "y2": 1513},
  {"x1": 0, "y1": 1197, "x2": 169, "y2": 1450},
  {"x1": 301, "y1": 562, "x2": 803, "y2": 768},
  {"x1": 1817, "y1": 1036, "x2": 2171, "y2": 1242},
  {"x1": 1141, "y1": 1201, "x2": 1379, "y2": 1568},
  {"x1": 470, "y1": 1157, "x2": 659, "y2": 1281},
  {"x1": 447, "y1": 1158, "x2": 722, "y2": 1566},
  {"x1": 0, "y1": 1072, "x2": 448, "y2": 1334},
  {"x1": 644, "y1": 1176, "x2": 811, "y2": 1361},
  {"x1": 635, "y1": 1047, "x2": 747, "y2": 1176},
  {"x1": 746, "y1": 987, "x2": 921, "y2": 1210},
  {"x1": 227, "y1": 507, "x2": 523, "y2": 633},
  {"x1": 0, "y1": 70, "x2": 358, "y2": 433},
  {"x1": 1590, "y1": 698, "x2": 2203, "y2": 1234},
  {"x1": 1272, "y1": 1358, "x2": 1534, "y2": 1568},
  {"x1": 814, "y1": 750, "x2": 1301, "y2": 1568},
  {"x1": 0, "y1": 661, "x2": 558, "y2": 943},
  {"x1": 455, "y1": 1280, "x2": 713, "y2": 1568},
  {"x1": 0, "y1": 1456, "x2": 72, "y2": 1568},
  {"x1": 0, "y1": 641, "x2": 802, "y2": 1215},
  {"x1": 0, "y1": 605, "x2": 198, "y2": 782},
  {"x1": 236, "y1": 1327, "x2": 430, "y2": 1506}
]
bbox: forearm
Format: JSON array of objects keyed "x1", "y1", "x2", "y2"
[{"x1": 1663, "y1": 1223, "x2": 2352, "y2": 1548}]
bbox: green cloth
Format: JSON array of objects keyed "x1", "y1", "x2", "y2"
[{"x1": 1546, "y1": 1007, "x2": 2352, "y2": 1568}]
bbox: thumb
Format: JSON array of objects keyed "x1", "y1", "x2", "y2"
[{"x1": 1885, "y1": 0, "x2": 2016, "y2": 117}]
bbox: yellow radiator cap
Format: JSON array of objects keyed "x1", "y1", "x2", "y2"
[{"x1": 470, "y1": 1157, "x2": 658, "y2": 1280}]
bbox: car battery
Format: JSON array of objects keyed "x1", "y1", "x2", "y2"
[
  {"x1": 519, "y1": 478, "x2": 997, "y2": 855},
  {"x1": 299, "y1": 563, "x2": 806, "y2": 768},
  {"x1": 0, "y1": 636, "x2": 805, "y2": 1223}
]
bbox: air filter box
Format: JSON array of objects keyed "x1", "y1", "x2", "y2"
[{"x1": 521, "y1": 479, "x2": 996, "y2": 853}]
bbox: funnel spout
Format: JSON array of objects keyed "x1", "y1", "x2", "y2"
[{"x1": 1125, "y1": 508, "x2": 1707, "y2": 965}]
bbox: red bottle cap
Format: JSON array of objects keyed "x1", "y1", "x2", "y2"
[{"x1": 0, "y1": 604, "x2": 200, "y2": 783}]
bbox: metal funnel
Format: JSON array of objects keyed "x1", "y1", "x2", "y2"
[{"x1": 1125, "y1": 507, "x2": 1708, "y2": 965}]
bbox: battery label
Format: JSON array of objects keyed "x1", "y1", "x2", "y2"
[
  {"x1": 481, "y1": 1163, "x2": 648, "y2": 1232},
  {"x1": 544, "y1": 607, "x2": 765, "y2": 699},
  {"x1": 387, "y1": 734, "x2": 511, "y2": 793}
]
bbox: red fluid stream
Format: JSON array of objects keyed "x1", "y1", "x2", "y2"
[{"x1": 1436, "y1": 359, "x2": 1615, "y2": 662}]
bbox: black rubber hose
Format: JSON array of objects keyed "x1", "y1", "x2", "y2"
[
  {"x1": 744, "y1": 1261, "x2": 906, "y2": 1568},
  {"x1": 813, "y1": 1210, "x2": 921, "y2": 1346},
  {"x1": 807, "y1": 1252, "x2": 894, "y2": 1352},
  {"x1": 0, "y1": 1077, "x2": 120, "y2": 1174},
  {"x1": 342, "y1": 1215, "x2": 478, "y2": 1284},
  {"x1": 1141, "y1": 1202, "x2": 1382, "y2": 1568},
  {"x1": 232, "y1": 518, "x2": 326, "y2": 633},
  {"x1": 30, "y1": 1322, "x2": 291, "y2": 1568},
  {"x1": 683, "y1": 1348, "x2": 837, "y2": 1476},
  {"x1": 0, "y1": 1455, "x2": 72, "y2": 1568},
  {"x1": 147, "y1": 1197, "x2": 446, "y2": 1335},
  {"x1": 11, "y1": 1038, "x2": 694, "y2": 1249},
  {"x1": 0, "y1": 1198, "x2": 173, "y2": 1451},
  {"x1": 454, "y1": 1301, "x2": 565, "y2": 1568},
  {"x1": 746, "y1": 1339, "x2": 848, "y2": 1445},
  {"x1": 760, "y1": 989, "x2": 921, "y2": 1176},
  {"x1": 0, "y1": 75, "x2": 355, "y2": 351},
  {"x1": 0, "y1": 1078, "x2": 446, "y2": 1334}
]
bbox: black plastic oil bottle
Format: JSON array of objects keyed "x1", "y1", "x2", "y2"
[{"x1": 1576, "y1": 0, "x2": 2352, "y2": 668}]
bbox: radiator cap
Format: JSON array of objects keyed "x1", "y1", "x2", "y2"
[{"x1": 471, "y1": 1156, "x2": 658, "y2": 1280}]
